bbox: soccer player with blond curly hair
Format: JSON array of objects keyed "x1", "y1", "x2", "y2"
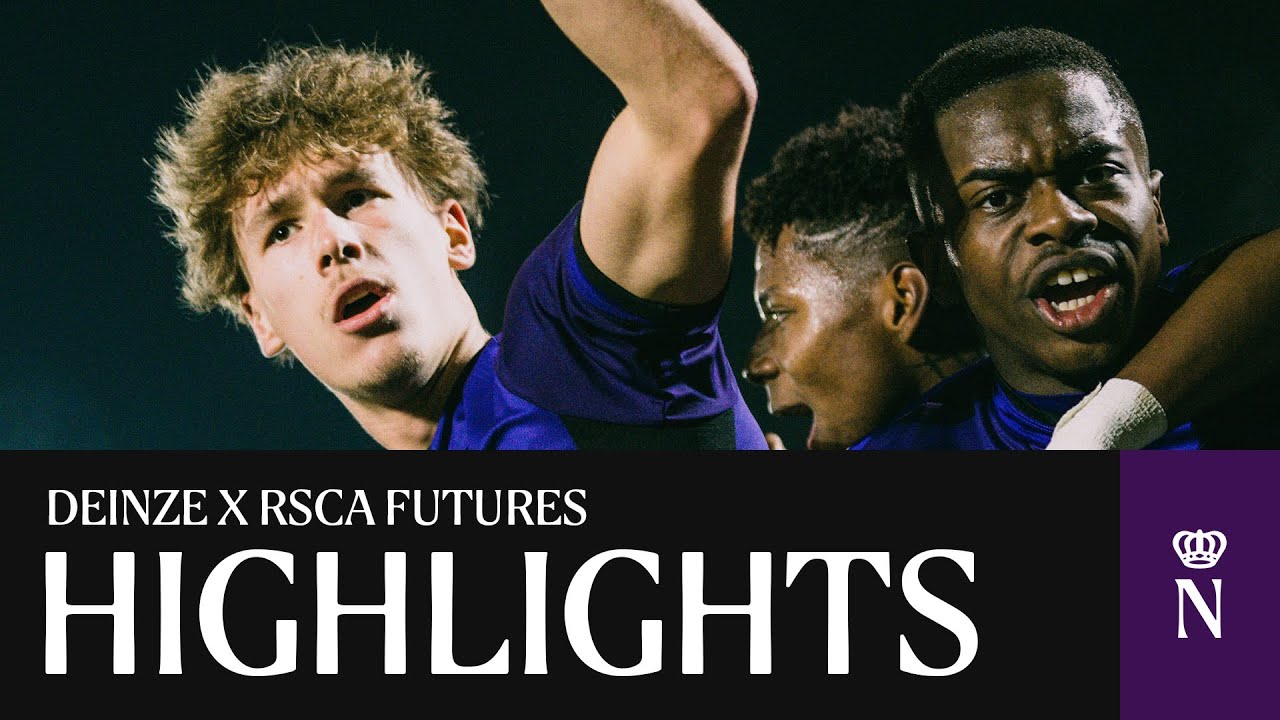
[{"x1": 152, "y1": 1, "x2": 767, "y2": 449}]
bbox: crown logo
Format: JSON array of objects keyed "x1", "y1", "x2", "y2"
[{"x1": 1173, "y1": 529, "x2": 1227, "y2": 570}]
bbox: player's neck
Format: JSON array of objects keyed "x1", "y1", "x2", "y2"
[
  {"x1": 907, "y1": 349, "x2": 981, "y2": 396},
  {"x1": 991, "y1": 360, "x2": 1110, "y2": 397},
  {"x1": 345, "y1": 322, "x2": 492, "y2": 449}
]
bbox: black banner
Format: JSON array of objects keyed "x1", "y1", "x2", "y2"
[{"x1": 22, "y1": 452, "x2": 1120, "y2": 713}]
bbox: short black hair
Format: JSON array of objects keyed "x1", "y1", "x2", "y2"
[
  {"x1": 901, "y1": 27, "x2": 1145, "y2": 234},
  {"x1": 742, "y1": 103, "x2": 979, "y2": 353},
  {"x1": 741, "y1": 103, "x2": 914, "y2": 276}
]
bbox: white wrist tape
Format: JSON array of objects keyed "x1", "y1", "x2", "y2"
[{"x1": 1045, "y1": 378, "x2": 1168, "y2": 450}]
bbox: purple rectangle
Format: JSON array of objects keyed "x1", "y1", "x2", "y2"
[{"x1": 1120, "y1": 451, "x2": 1279, "y2": 718}]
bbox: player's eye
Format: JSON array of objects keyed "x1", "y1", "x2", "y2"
[
  {"x1": 268, "y1": 222, "x2": 297, "y2": 245},
  {"x1": 977, "y1": 189, "x2": 1012, "y2": 211},
  {"x1": 1081, "y1": 165, "x2": 1121, "y2": 185},
  {"x1": 344, "y1": 189, "x2": 375, "y2": 210}
]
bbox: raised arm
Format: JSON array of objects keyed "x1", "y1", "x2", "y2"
[
  {"x1": 541, "y1": 0, "x2": 756, "y2": 304},
  {"x1": 1048, "y1": 229, "x2": 1280, "y2": 448}
]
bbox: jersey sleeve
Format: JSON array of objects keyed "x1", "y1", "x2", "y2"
[{"x1": 496, "y1": 201, "x2": 754, "y2": 433}]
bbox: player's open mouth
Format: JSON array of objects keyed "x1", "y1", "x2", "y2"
[
  {"x1": 1031, "y1": 265, "x2": 1118, "y2": 333},
  {"x1": 333, "y1": 281, "x2": 392, "y2": 333},
  {"x1": 773, "y1": 402, "x2": 813, "y2": 420},
  {"x1": 772, "y1": 403, "x2": 823, "y2": 450}
]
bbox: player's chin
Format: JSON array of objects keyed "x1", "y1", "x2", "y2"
[
  {"x1": 342, "y1": 342, "x2": 425, "y2": 394},
  {"x1": 1036, "y1": 337, "x2": 1129, "y2": 386},
  {"x1": 806, "y1": 423, "x2": 855, "y2": 451}
]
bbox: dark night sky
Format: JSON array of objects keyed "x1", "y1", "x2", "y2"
[{"x1": 4, "y1": 1, "x2": 1277, "y2": 449}]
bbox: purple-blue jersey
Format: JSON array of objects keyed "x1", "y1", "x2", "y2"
[
  {"x1": 849, "y1": 360, "x2": 1200, "y2": 450},
  {"x1": 852, "y1": 236, "x2": 1279, "y2": 450},
  {"x1": 430, "y1": 202, "x2": 768, "y2": 449}
]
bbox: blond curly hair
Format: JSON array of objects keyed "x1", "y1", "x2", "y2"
[{"x1": 152, "y1": 45, "x2": 488, "y2": 325}]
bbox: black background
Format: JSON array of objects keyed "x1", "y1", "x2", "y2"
[
  {"x1": 24, "y1": 452, "x2": 1119, "y2": 712},
  {"x1": 3, "y1": 1, "x2": 1278, "y2": 452}
]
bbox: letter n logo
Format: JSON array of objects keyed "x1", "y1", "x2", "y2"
[{"x1": 1175, "y1": 579, "x2": 1222, "y2": 639}]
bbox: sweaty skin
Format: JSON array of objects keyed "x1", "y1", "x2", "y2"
[
  {"x1": 236, "y1": 152, "x2": 489, "y2": 448},
  {"x1": 235, "y1": 1, "x2": 758, "y2": 449},
  {"x1": 935, "y1": 70, "x2": 1168, "y2": 395},
  {"x1": 746, "y1": 226, "x2": 964, "y2": 449}
]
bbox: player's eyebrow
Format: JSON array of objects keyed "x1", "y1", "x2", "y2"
[
  {"x1": 1060, "y1": 137, "x2": 1128, "y2": 166},
  {"x1": 956, "y1": 165, "x2": 1029, "y2": 187},
  {"x1": 956, "y1": 137, "x2": 1128, "y2": 188},
  {"x1": 241, "y1": 189, "x2": 301, "y2": 239},
  {"x1": 325, "y1": 167, "x2": 382, "y2": 189},
  {"x1": 243, "y1": 166, "x2": 384, "y2": 237}
]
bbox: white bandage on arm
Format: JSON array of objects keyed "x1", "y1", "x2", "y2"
[{"x1": 1045, "y1": 378, "x2": 1168, "y2": 450}]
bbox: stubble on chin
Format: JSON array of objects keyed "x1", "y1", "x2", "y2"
[{"x1": 339, "y1": 345, "x2": 434, "y2": 409}]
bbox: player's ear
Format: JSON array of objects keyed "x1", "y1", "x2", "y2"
[
  {"x1": 1149, "y1": 169, "x2": 1169, "y2": 248},
  {"x1": 241, "y1": 292, "x2": 286, "y2": 358},
  {"x1": 882, "y1": 262, "x2": 929, "y2": 341},
  {"x1": 440, "y1": 199, "x2": 477, "y2": 270}
]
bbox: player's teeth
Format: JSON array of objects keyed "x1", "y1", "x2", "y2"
[
  {"x1": 1049, "y1": 294, "x2": 1099, "y2": 314},
  {"x1": 1047, "y1": 267, "x2": 1102, "y2": 289}
]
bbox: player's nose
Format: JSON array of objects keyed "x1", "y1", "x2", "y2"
[
  {"x1": 315, "y1": 208, "x2": 366, "y2": 271},
  {"x1": 1024, "y1": 181, "x2": 1097, "y2": 247}
]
